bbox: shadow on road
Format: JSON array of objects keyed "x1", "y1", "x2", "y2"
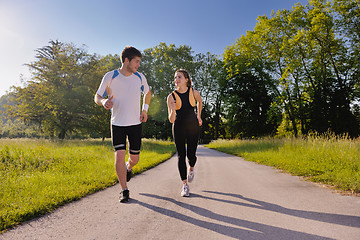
[
  {"x1": 135, "y1": 193, "x2": 334, "y2": 240},
  {"x1": 201, "y1": 191, "x2": 360, "y2": 228}
]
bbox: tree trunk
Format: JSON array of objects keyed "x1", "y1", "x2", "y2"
[{"x1": 58, "y1": 129, "x2": 66, "y2": 139}]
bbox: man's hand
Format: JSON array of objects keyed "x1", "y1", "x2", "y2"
[
  {"x1": 102, "y1": 96, "x2": 113, "y2": 110},
  {"x1": 140, "y1": 110, "x2": 148, "y2": 122}
]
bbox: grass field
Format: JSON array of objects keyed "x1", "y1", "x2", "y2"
[
  {"x1": 3, "y1": 136, "x2": 359, "y2": 232},
  {"x1": 207, "y1": 135, "x2": 360, "y2": 195},
  {"x1": 0, "y1": 138, "x2": 175, "y2": 232}
]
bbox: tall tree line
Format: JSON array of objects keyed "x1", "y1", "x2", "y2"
[
  {"x1": 223, "y1": 0, "x2": 360, "y2": 137},
  {"x1": 2, "y1": 0, "x2": 359, "y2": 139},
  {"x1": 4, "y1": 42, "x2": 224, "y2": 140}
]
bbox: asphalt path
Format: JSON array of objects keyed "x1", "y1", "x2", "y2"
[{"x1": 1, "y1": 146, "x2": 360, "y2": 240}]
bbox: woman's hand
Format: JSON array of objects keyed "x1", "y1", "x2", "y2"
[
  {"x1": 169, "y1": 98, "x2": 176, "y2": 110},
  {"x1": 197, "y1": 116, "x2": 203, "y2": 126},
  {"x1": 167, "y1": 94, "x2": 177, "y2": 123}
]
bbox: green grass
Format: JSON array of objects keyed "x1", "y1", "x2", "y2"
[
  {"x1": 0, "y1": 138, "x2": 175, "y2": 232},
  {"x1": 206, "y1": 136, "x2": 360, "y2": 194}
]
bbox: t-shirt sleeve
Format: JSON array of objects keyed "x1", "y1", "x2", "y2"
[{"x1": 96, "y1": 72, "x2": 112, "y2": 97}]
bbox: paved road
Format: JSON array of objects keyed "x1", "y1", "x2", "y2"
[{"x1": 1, "y1": 146, "x2": 360, "y2": 240}]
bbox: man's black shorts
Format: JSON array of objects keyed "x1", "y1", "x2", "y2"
[{"x1": 111, "y1": 124, "x2": 142, "y2": 155}]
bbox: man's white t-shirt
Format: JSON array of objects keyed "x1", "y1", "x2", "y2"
[{"x1": 96, "y1": 69, "x2": 150, "y2": 127}]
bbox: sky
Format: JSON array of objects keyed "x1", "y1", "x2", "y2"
[{"x1": 0, "y1": 0, "x2": 309, "y2": 97}]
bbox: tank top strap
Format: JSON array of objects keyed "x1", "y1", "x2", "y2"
[{"x1": 189, "y1": 87, "x2": 196, "y2": 107}]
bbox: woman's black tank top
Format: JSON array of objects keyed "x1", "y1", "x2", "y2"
[{"x1": 174, "y1": 88, "x2": 196, "y2": 122}]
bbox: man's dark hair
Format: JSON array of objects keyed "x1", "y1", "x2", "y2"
[{"x1": 121, "y1": 46, "x2": 142, "y2": 63}]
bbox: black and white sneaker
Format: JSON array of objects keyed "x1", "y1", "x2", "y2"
[
  {"x1": 126, "y1": 162, "x2": 132, "y2": 182},
  {"x1": 119, "y1": 189, "x2": 130, "y2": 203}
]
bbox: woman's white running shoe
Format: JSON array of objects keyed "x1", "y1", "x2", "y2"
[{"x1": 181, "y1": 184, "x2": 190, "y2": 197}]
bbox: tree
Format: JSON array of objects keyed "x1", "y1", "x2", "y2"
[
  {"x1": 305, "y1": 0, "x2": 358, "y2": 135},
  {"x1": 193, "y1": 52, "x2": 226, "y2": 140},
  {"x1": 8, "y1": 40, "x2": 99, "y2": 139},
  {"x1": 223, "y1": 46, "x2": 277, "y2": 138},
  {"x1": 333, "y1": 0, "x2": 360, "y2": 131},
  {"x1": 224, "y1": 0, "x2": 360, "y2": 137}
]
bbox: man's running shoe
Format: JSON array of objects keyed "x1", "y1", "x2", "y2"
[
  {"x1": 119, "y1": 189, "x2": 130, "y2": 203},
  {"x1": 181, "y1": 184, "x2": 190, "y2": 197},
  {"x1": 188, "y1": 170, "x2": 195, "y2": 183},
  {"x1": 126, "y1": 162, "x2": 132, "y2": 182}
]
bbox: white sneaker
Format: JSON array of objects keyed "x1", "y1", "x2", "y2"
[
  {"x1": 181, "y1": 184, "x2": 190, "y2": 197},
  {"x1": 188, "y1": 170, "x2": 195, "y2": 183}
]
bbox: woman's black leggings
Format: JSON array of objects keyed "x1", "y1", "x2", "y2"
[{"x1": 172, "y1": 119, "x2": 200, "y2": 181}]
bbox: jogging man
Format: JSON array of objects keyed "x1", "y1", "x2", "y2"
[{"x1": 94, "y1": 46, "x2": 151, "y2": 203}]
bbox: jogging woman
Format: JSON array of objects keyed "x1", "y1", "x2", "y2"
[{"x1": 167, "y1": 69, "x2": 202, "y2": 197}]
